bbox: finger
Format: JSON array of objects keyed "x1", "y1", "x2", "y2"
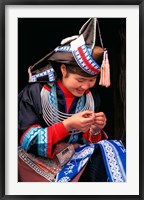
[
  {"x1": 95, "y1": 119, "x2": 106, "y2": 125},
  {"x1": 83, "y1": 117, "x2": 95, "y2": 124},
  {"x1": 95, "y1": 119, "x2": 107, "y2": 124},
  {"x1": 82, "y1": 110, "x2": 94, "y2": 118},
  {"x1": 95, "y1": 112, "x2": 106, "y2": 118},
  {"x1": 95, "y1": 116, "x2": 104, "y2": 120},
  {"x1": 83, "y1": 122, "x2": 94, "y2": 127},
  {"x1": 95, "y1": 122, "x2": 104, "y2": 127},
  {"x1": 95, "y1": 115, "x2": 107, "y2": 122}
]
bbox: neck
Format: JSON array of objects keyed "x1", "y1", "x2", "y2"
[{"x1": 57, "y1": 79, "x2": 74, "y2": 98}]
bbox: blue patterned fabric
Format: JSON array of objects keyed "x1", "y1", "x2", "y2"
[
  {"x1": 21, "y1": 127, "x2": 41, "y2": 151},
  {"x1": 49, "y1": 84, "x2": 58, "y2": 109},
  {"x1": 54, "y1": 45, "x2": 92, "y2": 54},
  {"x1": 68, "y1": 95, "x2": 85, "y2": 143},
  {"x1": 21, "y1": 126, "x2": 48, "y2": 157},
  {"x1": 55, "y1": 46, "x2": 72, "y2": 52},
  {"x1": 96, "y1": 140, "x2": 126, "y2": 182},
  {"x1": 31, "y1": 68, "x2": 55, "y2": 82},
  {"x1": 55, "y1": 140, "x2": 126, "y2": 182},
  {"x1": 38, "y1": 128, "x2": 48, "y2": 157},
  {"x1": 72, "y1": 44, "x2": 100, "y2": 75},
  {"x1": 75, "y1": 94, "x2": 85, "y2": 113},
  {"x1": 55, "y1": 144, "x2": 94, "y2": 182}
]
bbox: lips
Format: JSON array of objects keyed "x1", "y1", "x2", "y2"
[{"x1": 76, "y1": 89, "x2": 85, "y2": 94}]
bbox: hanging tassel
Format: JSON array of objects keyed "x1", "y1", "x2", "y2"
[
  {"x1": 99, "y1": 51, "x2": 106, "y2": 86},
  {"x1": 99, "y1": 60, "x2": 104, "y2": 85},
  {"x1": 99, "y1": 50, "x2": 111, "y2": 87},
  {"x1": 105, "y1": 51, "x2": 111, "y2": 87}
]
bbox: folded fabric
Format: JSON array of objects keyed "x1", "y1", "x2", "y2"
[{"x1": 56, "y1": 140, "x2": 126, "y2": 182}]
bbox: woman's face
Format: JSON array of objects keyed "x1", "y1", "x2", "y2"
[{"x1": 61, "y1": 65, "x2": 97, "y2": 97}]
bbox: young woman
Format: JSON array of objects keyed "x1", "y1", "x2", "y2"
[{"x1": 18, "y1": 18, "x2": 126, "y2": 182}]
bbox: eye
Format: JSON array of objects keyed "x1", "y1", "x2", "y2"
[
  {"x1": 76, "y1": 79, "x2": 85, "y2": 82},
  {"x1": 89, "y1": 79, "x2": 96, "y2": 82}
]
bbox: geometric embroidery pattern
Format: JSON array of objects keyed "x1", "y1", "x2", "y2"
[
  {"x1": 18, "y1": 146, "x2": 56, "y2": 182},
  {"x1": 31, "y1": 68, "x2": 55, "y2": 82},
  {"x1": 97, "y1": 140, "x2": 126, "y2": 182},
  {"x1": 38, "y1": 128, "x2": 48, "y2": 157},
  {"x1": 54, "y1": 46, "x2": 72, "y2": 52},
  {"x1": 21, "y1": 127, "x2": 41, "y2": 151},
  {"x1": 73, "y1": 44, "x2": 101, "y2": 75}
]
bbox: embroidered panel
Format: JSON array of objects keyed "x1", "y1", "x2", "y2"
[
  {"x1": 18, "y1": 146, "x2": 61, "y2": 182},
  {"x1": 21, "y1": 127, "x2": 41, "y2": 151},
  {"x1": 72, "y1": 44, "x2": 100, "y2": 75},
  {"x1": 38, "y1": 128, "x2": 48, "y2": 157},
  {"x1": 97, "y1": 140, "x2": 126, "y2": 182}
]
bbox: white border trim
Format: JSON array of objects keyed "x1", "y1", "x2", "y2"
[{"x1": 5, "y1": 5, "x2": 139, "y2": 195}]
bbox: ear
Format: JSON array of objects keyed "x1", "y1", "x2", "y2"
[{"x1": 60, "y1": 64, "x2": 67, "y2": 76}]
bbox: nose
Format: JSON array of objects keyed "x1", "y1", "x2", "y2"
[{"x1": 81, "y1": 83, "x2": 90, "y2": 90}]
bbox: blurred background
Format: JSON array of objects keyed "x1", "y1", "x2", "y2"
[{"x1": 18, "y1": 18, "x2": 126, "y2": 146}]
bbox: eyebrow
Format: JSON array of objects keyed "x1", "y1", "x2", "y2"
[{"x1": 76, "y1": 77, "x2": 97, "y2": 80}]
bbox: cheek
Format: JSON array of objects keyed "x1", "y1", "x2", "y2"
[
  {"x1": 90, "y1": 80, "x2": 96, "y2": 87},
  {"x1": 65, "y1": 79, "x2": 77, "y2": 90},
  {"x1": 69, "y1": 79, "x2": 80, "y2": 87}
]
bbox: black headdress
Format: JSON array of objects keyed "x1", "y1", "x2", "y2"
[{"x1": 28, "y1": 18, "x2": 110, "y2": 87}]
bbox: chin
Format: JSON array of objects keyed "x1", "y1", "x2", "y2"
[
  {"x1": 74, "y1": 92, "x2": 84, "y2": 97},
  {"x1": 75, "y1": 94, "x2": 82, "y2": 97}
]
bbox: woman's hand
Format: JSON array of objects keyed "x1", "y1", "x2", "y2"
[
  {"x1": 63, "y1": 110, "x2": 95, "y2": 133},
  {"x1": 90, "y1": 112, "x2": 107, "y2": 134}
]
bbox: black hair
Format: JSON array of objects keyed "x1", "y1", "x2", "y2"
[
  {"x1": 51, "y1": 62, "x2": 98, "y2": 80},
  {"x1": 65, "y1": 65, "x2": 98, "y2": 78}
]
